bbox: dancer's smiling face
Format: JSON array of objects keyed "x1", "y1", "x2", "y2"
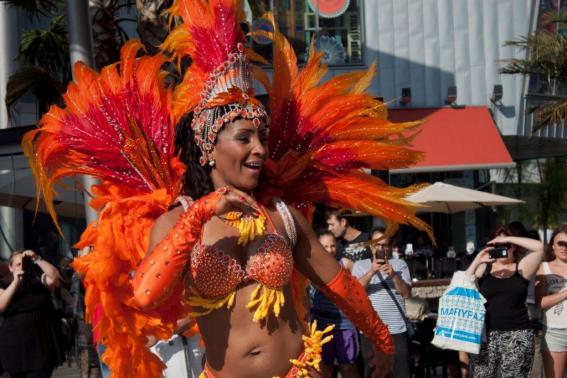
[{"x1": 209, "y1": 118, "x2": 268, "y2": 192}]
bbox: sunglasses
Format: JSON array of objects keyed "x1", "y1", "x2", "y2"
[{"x1": 557, "y1": 241, "x2": 567, "y2": 248}]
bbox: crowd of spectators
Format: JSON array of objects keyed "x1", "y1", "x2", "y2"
[
  {"x1": 312, "y1": 210, "x2": 566, "y2": 378},
  {"x1": 0, "y1": 218, "x2": 565, "y2": 378}
]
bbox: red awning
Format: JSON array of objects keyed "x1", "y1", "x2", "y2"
[{"x1": 388, "y1": 106, "x2": 514, "y2": 174}]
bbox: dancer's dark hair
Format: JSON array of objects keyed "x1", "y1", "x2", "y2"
[{"x1": 174, "y1": 113, "x2": 214, "y2": 199}]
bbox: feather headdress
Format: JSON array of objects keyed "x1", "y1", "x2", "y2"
[{"x1": 162, "y1": 0, "x2": 268, "y2": 165}]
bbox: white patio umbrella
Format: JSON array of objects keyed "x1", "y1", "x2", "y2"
[{"x1": 406, "y1": 182, "x2": 524, "y2": 214}]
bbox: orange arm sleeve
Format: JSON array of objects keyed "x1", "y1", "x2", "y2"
[
  {"x1": 317, "y1": 267, "x2": 394, "y2": 355},
  {"x1": 132, "y1": 189, "x2": 223, "y2": 309}
]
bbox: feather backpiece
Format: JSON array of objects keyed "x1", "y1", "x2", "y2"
[
  {"x1": 258, "y1": 21, "x2": 432, "y2": 241},
  {"x1": 23, "y1": 40, "x2": 182, "y2": 226},
  {"x1": 252, "y1": 17, "x2": 432, "y2": 330},
  {"x1": 23, "y1": 40, "x2": 189, "y2": 377}
]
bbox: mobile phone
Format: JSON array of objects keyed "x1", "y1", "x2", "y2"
[
  {"x1": 489, "y1": 243, "x2": 510, "y2": 259},
  {"x1": 375, "y1": 248, "x2": 386, "y2": 263}
]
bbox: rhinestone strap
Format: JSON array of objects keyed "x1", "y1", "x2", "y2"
[
  {"x1": 175, "y1": 195, "x2": 193, "y2": 211},
  {"x1": 273, "y1": 198, "x2": 297, "y2": 248}
]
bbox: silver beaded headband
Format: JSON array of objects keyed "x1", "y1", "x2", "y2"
[{"x1": 191, "y1": 43, "x2": 268, "y2": 166}]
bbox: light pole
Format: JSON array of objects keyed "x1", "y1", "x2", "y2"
[{"x1": 65, "y1": 0, "x2": 100, "y2": 225}]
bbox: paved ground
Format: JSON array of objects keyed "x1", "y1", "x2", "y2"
[
  {"x1": 11, "y1": 335, "x2": 549, "y2": 378},
  {"x1": 52, "y1": 348, "x2": 102, "y2": 378},
  {"x1": 52, "y1": 362, "x2": 81, "y2": 378}
]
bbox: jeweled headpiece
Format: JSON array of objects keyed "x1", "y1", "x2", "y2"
[
  {"x1": 162, "y1": 0, "x2": 268, "y2": 166},
  {"x1": 191, "y1": 43, "x2": 268, "y2": 165}
]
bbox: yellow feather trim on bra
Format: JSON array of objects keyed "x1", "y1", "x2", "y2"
[
  {"x1": 246, "y1": 284, "x2": 285, "y2": 322},
  {"x1": 186, "y1": 286, "x2": 236, "y2": 317},
  {"x1": 186, "y1": 283, "x2": 284, "y2": 322}
]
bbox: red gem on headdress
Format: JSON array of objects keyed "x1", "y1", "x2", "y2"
[
  {"x1": 199, "y1": 156, "x2": 207, "y2": 166},
  {"x1": 229, "y1": 55, "x2": 237, "y2": 64},
  {"x1": 218, "y1": 65, "x2": 225, "y2": 73},
  {"x1": 215, "y1": 117, "x2": 223, "y2": 126},
  {"x1": 241, "y1": 108, "x2": 248, "y2": 117},
  {"x1": 194, "y1": 106, "x2": 201, "y2": 114},
  {"x1": 207, "y1": 132, "x2": 215, "y2": 142},
  {"x1": 253, "y1": 118, "x2": 260, "y2": 128},
  {"x1": 237, "y1": 43, "x2": 244, "y2": 53}
]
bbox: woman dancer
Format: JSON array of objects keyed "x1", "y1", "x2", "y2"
[
  {"x1": 23, "y1": 1, "x2": 431, "y2": 376},
  {"x1": 536, "y1": 224, "x2": 567, "y2": 378}
]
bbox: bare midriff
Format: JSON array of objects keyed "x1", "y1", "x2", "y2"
[{"x1": 195, "y1": 283, "x2": 304, "y2": 378}]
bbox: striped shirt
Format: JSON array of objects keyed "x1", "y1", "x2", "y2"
[{"x1": 352, "y1": 258, "x2": 412, "y2": 335}]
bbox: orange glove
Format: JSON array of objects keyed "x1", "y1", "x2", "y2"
[
  {"x1": 132, "y1": 188, "x2": 225, "y2": 309},
  {"x1": 318, "y1": 267, "x2": 394, "y2": 355}
]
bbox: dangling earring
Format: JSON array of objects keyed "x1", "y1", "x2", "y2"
[{"x1": 209, "y1": 159, "x2": 215, "y2": 167}]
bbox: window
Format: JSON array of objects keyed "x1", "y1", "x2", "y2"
[{"x1": 247, "y1": 0, "x2": 364, "y2": 66}]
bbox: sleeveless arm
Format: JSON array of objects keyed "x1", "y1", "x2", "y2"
[
  {"x1": 273, "y1": 198, "x2": 297, "y2": 247},
  {"x1": 132, "y1": 190, "x2": 223, "y2": 309}
]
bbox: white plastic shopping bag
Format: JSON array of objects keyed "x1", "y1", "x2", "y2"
[{"x1": 431, "y1": 271, "x2": 486, "y2": 354}]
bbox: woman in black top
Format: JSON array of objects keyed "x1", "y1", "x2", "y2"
[
  {"x1": 465, "y1": 226, "x2": 544, "y2": 378},
  {"x1": 0, "y1": 250, "x2": 64, "y2": 378}
]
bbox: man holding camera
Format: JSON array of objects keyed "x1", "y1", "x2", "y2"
[{"x1": 352, "y1": 227, "x2": 413, "y2": 378}]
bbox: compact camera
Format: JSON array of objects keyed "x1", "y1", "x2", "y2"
[
  {"x1": 22, "y1": 255, "x2": 35, "y2": 273},
  {"x1": 21, "y1": 255, "x2": 42, "y2": 283},
  {"x1": 488, "y1": 243, "x2": 510, "y2": 259}
]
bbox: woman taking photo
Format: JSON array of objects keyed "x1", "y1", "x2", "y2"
[
  {"x1": 0, "y1": 250, "x2": 63, "y2": 378},
  {"x1": 23, "y1": 1, "x2": 431, "y2": 377},
  {"x1": 536, "y1": 224, "x2": 567, "y2": 378},
  {"x1": 465, "y1": 226, "x2": 544, "y2": 378}
]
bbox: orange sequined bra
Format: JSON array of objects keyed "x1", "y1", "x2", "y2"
[{"x1": 179, "y1": 197, "x2": 297, "y2": 322}]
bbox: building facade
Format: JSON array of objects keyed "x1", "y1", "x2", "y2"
[{"x1": 1, "y1": 0, "x2": 564, "y2": 260}]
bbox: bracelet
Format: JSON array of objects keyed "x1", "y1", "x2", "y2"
[{"x1": 33, "y1": 256, "x2": 43, "y2": 264}]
